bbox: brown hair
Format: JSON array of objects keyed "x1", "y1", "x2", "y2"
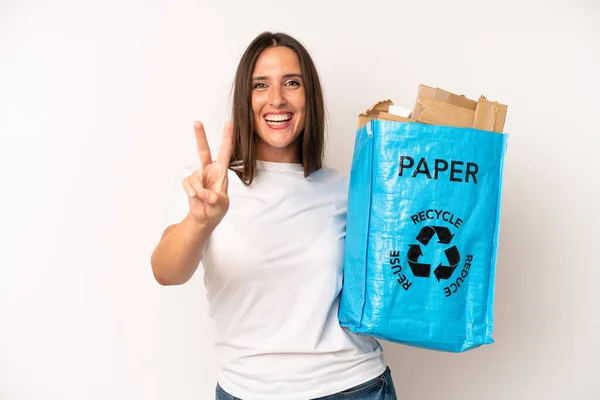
[{"x1": 230, "y1": 32, "x2": 325, "y2": 185}]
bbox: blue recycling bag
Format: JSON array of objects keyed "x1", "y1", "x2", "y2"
[{"x1": 339, "y1": 120, "x2": 507, "y2": 352}]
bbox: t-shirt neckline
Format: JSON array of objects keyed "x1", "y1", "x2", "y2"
[{"x1": 256, "y1": 160, "x2": 304, "y2": 173}]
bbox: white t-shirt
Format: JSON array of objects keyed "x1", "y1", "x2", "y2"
[{"x1": 168, "y1": 160, "x2": 386, "y2": 400}]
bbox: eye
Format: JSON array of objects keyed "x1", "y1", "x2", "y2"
[
  {"x1": 285, "y1": 80, "x2": 301, "y2": 87},
  {"x1": 253, "y1": 82, "x2": 267, "y2": 90}
]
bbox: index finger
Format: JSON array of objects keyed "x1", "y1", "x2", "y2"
[
  {"x1": 216, "y1": 121, "x2": 233, "y2": 167},
  {"x1": 194, "y1": 121, "x2": 213, "y2": 168}
]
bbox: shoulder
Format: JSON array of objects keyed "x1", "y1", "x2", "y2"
[
  {"x1": 308, "y1": 166, "x2": 348, "y2": 184},
  {"x1": 308, "y1": 166, "x2": 349, "y2": 195},
  {"x1": 226, "y1": 166, "x2": 249, "y2": 190}
]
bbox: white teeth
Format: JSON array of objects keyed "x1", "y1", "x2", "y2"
[
  {"x1": 265, "y1": 114, "x2": 292, "y2": 122},
  {"x1": 266, "y1": 120, "x2": 289, "y2": 126}
]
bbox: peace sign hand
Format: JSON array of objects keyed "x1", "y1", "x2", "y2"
[{"x1": 182, "y1": 121, "x2": 234, "y2": 229}]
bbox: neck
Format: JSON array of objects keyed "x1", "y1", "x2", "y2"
[{"x1": 255, "y1": 139, "x2": 300, "y2": 163}]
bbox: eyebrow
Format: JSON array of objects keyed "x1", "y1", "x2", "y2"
[{"x1": 252, "y1": 73, "x2": 303, "y2": 81}]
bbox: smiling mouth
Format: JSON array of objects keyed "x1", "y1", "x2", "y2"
[{"x1": 265, "y1": 113, "x2": 293, "y2": 126}]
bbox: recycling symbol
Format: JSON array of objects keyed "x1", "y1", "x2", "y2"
[{"x1": 407, "y1": 226, "x2": 461, "y2": 281}]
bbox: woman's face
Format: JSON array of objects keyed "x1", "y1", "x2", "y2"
[{"x1": 251, "y1": 46, "x2": 306, "y2": 163}]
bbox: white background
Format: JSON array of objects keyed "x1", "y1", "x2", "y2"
[{"x1": 1, "y1": 0, "x2": 598, "y2": 399}]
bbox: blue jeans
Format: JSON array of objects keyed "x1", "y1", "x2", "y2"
[{"x1": 216, "y1": 367, "x2": 397, "y2": 399}]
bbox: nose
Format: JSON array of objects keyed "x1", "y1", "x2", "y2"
[{"x1": 269, "y1": 86, "x2": 287, "y2": 107}]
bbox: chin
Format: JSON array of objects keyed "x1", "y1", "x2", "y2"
[
  {"x1": 263, "y1": 135, "x2": 298, "y2": 148},
  {"x1": 258, "y1": 127, "x2": 301, "y2": 146}
]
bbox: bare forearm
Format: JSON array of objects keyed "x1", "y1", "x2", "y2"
[{"x1": 151, "y1": 214, "x2": 214, "y2": 285}]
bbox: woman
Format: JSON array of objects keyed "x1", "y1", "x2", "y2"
[{"x1": 151, "y1": 32, "x2": 397, "y2": 400}]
